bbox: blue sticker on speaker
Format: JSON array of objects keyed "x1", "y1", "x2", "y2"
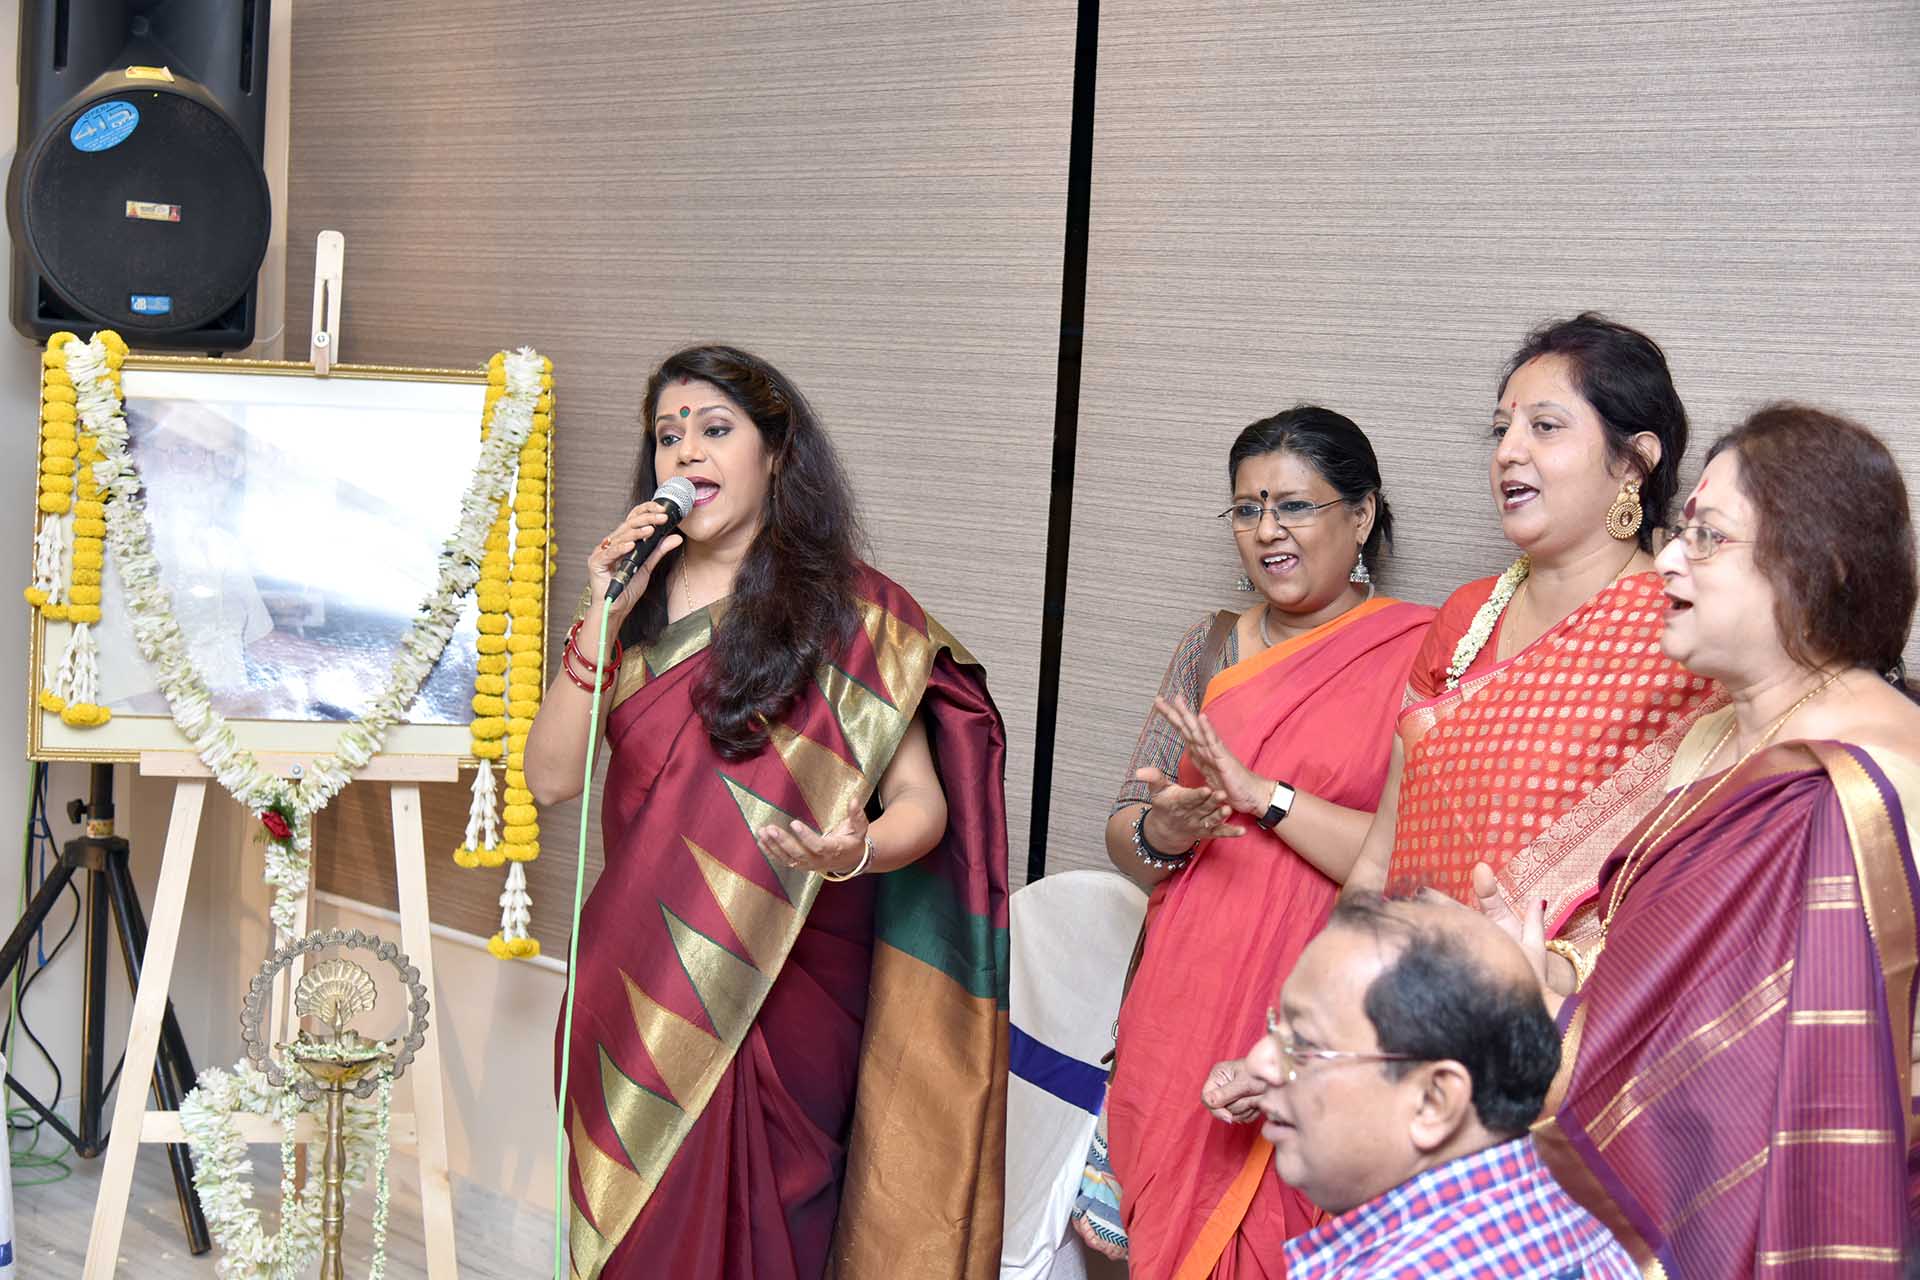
[
  {"x1": 70, "y1": 100, "x2": 140, "y2": 153},
  {"x1": 130, "y1": 294, "x2": 173, "y2": 316}
]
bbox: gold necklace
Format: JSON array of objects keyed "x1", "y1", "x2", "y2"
[{"x1": 1598, "y1": 669, "x2": 1843, "y2": 941}]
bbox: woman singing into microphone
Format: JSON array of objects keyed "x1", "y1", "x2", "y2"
[{"x1": 525, "y1": 345, "x2": 1009, "y2": 1280}]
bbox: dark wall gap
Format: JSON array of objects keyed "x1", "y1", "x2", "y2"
[{"x1": 1025, "y1": 0, "x2": 1098, "y2": 883}]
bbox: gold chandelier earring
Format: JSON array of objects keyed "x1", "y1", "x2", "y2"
[{"x1": 1606, "y1": 478, "x2": 1643, "y2": 541}]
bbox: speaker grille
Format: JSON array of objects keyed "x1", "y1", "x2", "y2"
[{"x1": 18, "y1": 88, "x2": 270, "y2": 333}]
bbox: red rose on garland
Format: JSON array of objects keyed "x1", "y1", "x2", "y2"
[{"x1": 260, "y1": 809, "x2": 292, "y2": 841}]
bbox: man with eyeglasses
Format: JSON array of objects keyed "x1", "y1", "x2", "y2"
[{"x1": 1242, "y1": 893, "x2": 1635, "y2": 1278}]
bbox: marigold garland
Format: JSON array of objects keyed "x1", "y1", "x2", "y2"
[
  {"x1": 450, "y1": 352, "x2": 554, "y2": 962},
  {"x1": 26, "y1": 329, "x2": 122, "y2": 728}
]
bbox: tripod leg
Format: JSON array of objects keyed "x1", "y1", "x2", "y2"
[
  {"x1": 79, "y1": 864, "x2": 109, "y2": 1156},
  {"x1": 103, "y1": 858, "x2": 212, "y2": 1256},
  {"x1": 0, "y1": 856, "x2": 81, "y2": 990}
]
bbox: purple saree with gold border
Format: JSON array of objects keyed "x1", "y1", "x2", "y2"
[{"x1": 1537, "y1": 738, "x2": 1919, "y2": 1277}]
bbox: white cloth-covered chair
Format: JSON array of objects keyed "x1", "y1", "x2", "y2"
[{"x1": 1000, "y1": 869, "x2": 1146, "y2": 1280}]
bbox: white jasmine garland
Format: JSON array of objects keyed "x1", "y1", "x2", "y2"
[
  {"x1": 1445, "y1": 555, "x2": 1530, "y2": 690},
  {"x1": 68, "y1": 337, "x2": 545, "y2": 938},
  {"x1": 178, "y1": 1055, "x2": 390, "y2": 1280}
]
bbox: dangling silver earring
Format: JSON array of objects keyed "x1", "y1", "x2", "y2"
[
  {"x1": 1235, "y1": 573, "x2": 1255, "y2": 592},
  {"x1": 1349, "y1": 549, "x2": 1371, "y2": 585}
]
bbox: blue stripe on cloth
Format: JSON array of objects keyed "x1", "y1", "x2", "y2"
[{"x1": 1010, "y1": 1025, "x2": 1107, "y2": 1114}]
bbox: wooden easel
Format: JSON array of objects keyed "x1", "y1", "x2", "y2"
[{"x1": 82, "y1": 752, "x2": 462, "y2": 1278}]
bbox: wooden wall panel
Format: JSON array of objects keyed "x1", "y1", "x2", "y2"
[
  {"x1": 1045, "y1": 0, "x2": 1920, "y2": 875},
  {"x1": 289, "y1": 1, "x2": 1075, "y2": 945}
]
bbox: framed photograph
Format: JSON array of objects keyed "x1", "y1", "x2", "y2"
[{"x1": 27, "y1": 356, "x2": 542, "y2": 762}]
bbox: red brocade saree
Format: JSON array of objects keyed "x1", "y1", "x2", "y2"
[
  {"x1": 1107, "y1": 598, "x2": 1435, "y2": 1280},
  {"x1": 560, "y1": 567, "x2": 1009, "y2": 1280},
  {"x1": 1387, "y1": 571, "x2": 1724, "y2": 942},
  {"x1": 1537, "y1": 734, "x2": 1920, "y2": 1277}
]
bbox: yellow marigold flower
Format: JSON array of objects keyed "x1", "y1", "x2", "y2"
[
  {"x1": 469, "y1": 716, "x2": 507, "y2": 738},
  {"x1": 100, "y1": 330, "x2": 128, "y2": 353},
  {"x1": 45, "y1": 331, "x2": 78, "y2": 351},
  {"x1": 476, "y1": 588, "x2": 511, "y2": 612},
  {"x1": 472, "y1": 739, "x2": 504, "y2": 760},
  {"x1": 504, "y1": 787, "x2": 534, "y2": 806},
  {"x1": 507, "y1": 602, "x2": 541, "y2": 623},
  {"x1": 477, "y1": 635, "x2": 508, "y2": 655},
  {"x1": 38, "y1": 494, "x2": 70, "y2": 514},
  {"x1": 503, "y1": 843, "x2": 540, "y2": 864},
  {"x1": 73, "y1": 518, "x2": 106, "y2": 537},
  {"x1": 519, "y1": 461, "x2": 548, "y2": 483},
  {"x1": 23, "y1": 587, "x2": 47, "y2": 606},
  {"x1": 506, "y1": 750, "x2": 525, "y2": 770},
  {"x1": 72, "y1": 501, "x2": 104, "y2": 520},
  {"x1": 508, "y1": 669, "x2": 542, "y2": 693},
  {"x1": 515, "y1": 527, "x2": 548, "y2": 550},
  {"x1": 72, "y1": 547, "x2": 104, "y2": 570},
  {"x1": 68, "y1": 585, "x2": 101, "y2": 605},
  {"x1": 517, "y1": 512, "x2": 546, "y2": 531},
  {"x1": 71, "y1": 568, "x2": 100, "y2": 586},
  {"x1": 42, "y1": 369, "x2": 72, "y2": 388},
  {"x1": 42, "y1": 384, "x2": 75, "y2": 404},
  {"x1": 503, "y1": 804, "x2": 538, "y2": 826},
  {"x1": 487, "y1": 351, "x2": 505, "y2": 371},
  {"x1": 38, "y1": 690, "x2": 65, "y2": 712},
  {"x1": 502, "y1": 823, "x2": 539, "y2": 843},
  {"x1": 507, "y1": 731, "x2": 529, "y2": 753},
  {"x1": 42, "y1": 403, "x2": 77, "y2": 424},
  {"x1": 454, "y1": 847, "x2": 482, "y2": 869},
  {"x1": 44, "y1": 439, "x2": 78, "y2": 459},
  {"x1": 61, "y1": 703, "x2": 110, "y2": 727},
  {"x1": 477, "y1": 654, "x2": 510, "y2": 675},
  {"x1": 471, "y1": 694, "x2": 506, "y2": 716},
  {"x1": 508, "y1": 699, "x2": 539, "y2": 720},
  {"x1": 535, "y1": 394, "x2": 553, "y2": 412},
  {"x1": 41, "y1": 456, "x2": 75, "y2": 476},
  {"x1": 477, "y1": 845, "x2": 507, "y2": 868},
  {"x1": 508, "y1": 634, "x2": 541, "y2": 654},
  {"x1": 475, "y1": 674, "x2": 506, "y2": 696},
  {"x1": 40, "y1": 475, "x2": 74, "y2": 495},
  {"x1": 43, "y1": 603, "x2": 68, "y2": 621},
  {"x1": 484, "y1": 385, "x2": 504, "y2": 408},
  {"x1": 507, "y1": 717, "x2": 532, "y2": 737},
  {"x1": 476, "y1": 615, "x2": 508, "y2": 636},
  {"x1": 487, "y1": 367, "x2": 505, "y2": 387},
  {"x1": 41, "y1": 351, "x2": 64, "y2": 368},
  {"x1": 67, "y1": 604, "x2": 101, "y2": 623}
]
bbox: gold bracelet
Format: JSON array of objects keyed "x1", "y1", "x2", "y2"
[
  {"x1": 1544, "y1": 938, "x2": 1595, "y2": 991},
  {"x1": 822, "y1": 833, "x2": 876, "y2": 882}
]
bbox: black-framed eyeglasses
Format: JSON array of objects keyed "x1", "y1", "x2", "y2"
[
  {"x1": 1264, "y1": 1008, "x2": 1428, "y2": 1084},
  {"x1": 1656, "y1": 523, "x2": 1751, "y2": 562},
  {"x1": 1217, "y1": 498, "x2": 1344, "y2": 533}
]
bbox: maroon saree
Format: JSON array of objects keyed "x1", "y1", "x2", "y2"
[
  {"x1": 1538, "y1": 738, "x2": 1919, "y2": 1277},
  {"x1": 559, "y1": 566, "x2": 1009, "y2": 1280}
]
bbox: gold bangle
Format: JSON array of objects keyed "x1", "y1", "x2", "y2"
[
  {"x1": 1544, "y1": 938, "x2": 1595, "y2": 991},
  {"x1": 822, "y1": 833, "x2": 876, "y2": 882}
]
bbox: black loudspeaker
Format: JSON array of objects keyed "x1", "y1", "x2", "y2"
[{"x1": 8, "y1": 1, "x2": 273, "y2": 350}]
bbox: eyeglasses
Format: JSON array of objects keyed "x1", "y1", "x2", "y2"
[
  {"x1": 1264, "y1": 1008, "x2": 1428, "y2": 1084},
  {"x1": 1656, "y1": 523, "x2": 1751, "y2": 562},
  {"x1": 1217, "y1": 498, "x2": 1344, "y2": 533}
]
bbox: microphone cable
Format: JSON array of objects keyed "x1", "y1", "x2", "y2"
[{"x1": 552, "y1": 594, "x2": 618, "y2": 1279}]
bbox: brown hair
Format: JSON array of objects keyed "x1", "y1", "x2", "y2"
[{"x1": 1706, "y1": 403, "x2": 1916, "y2": 674}]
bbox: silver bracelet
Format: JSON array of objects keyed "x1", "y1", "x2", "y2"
[
  {"x1": 1131, "y1": 805, "x2": 1193, "y2": 871},
  {"x1": 821, "y1": 833, "x2": 876, "y2": 882}
]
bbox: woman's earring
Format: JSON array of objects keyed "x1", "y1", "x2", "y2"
[
  {"x1": 1349, "y1": 548, "x2": 1371, "y2": 585},
  {"x1": 1235, "y1": 573, "x2": 1255, "y2": 592},
  {"x1": 1606, "y1": 479, "x2": 1644, "y2": 541}
]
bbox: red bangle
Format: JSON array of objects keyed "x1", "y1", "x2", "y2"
[
  {"x1": 561, "y1": 644, "x2": 618, "y2": 693},
  {"x1": 565, "y1": 618, "x2": 622, "y2": 675}
]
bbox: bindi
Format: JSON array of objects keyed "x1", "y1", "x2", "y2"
[{"x1": 678, "y1": 405, "x2": 691, "y2": 418}]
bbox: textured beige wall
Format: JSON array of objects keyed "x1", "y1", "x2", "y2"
[
  {"x1": 286, "y1": 2, "x2": 1075, "y2": 940},
  {"x1": 1044, "y1": 0, "x2": 1920, "y2": 876}
]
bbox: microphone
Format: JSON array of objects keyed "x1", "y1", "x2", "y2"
[{"x1": 605, "y1": 476, "x2": 697, "y2": 602}]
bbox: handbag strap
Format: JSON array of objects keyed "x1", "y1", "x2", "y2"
[{"x1": 1103, "y1": 609, "x2": 1239, "y2": 1065}]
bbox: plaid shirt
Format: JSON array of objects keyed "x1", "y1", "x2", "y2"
[{"x1": 1282, "y1": 1137, "x2": 1638, "y2": 1280}]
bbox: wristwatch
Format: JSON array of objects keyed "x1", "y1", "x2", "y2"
[{"x1": 1254, "y1": 780, "x2": 1297, "y2": 831}]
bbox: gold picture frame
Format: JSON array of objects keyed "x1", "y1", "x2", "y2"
[{"x1": 26, "y1": 354, "x2": 550, "y2": 763}]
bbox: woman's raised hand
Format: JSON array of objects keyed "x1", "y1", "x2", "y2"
[
  {"x1": 757, "y1": 810, "x2": 870, "y2": 878},
  {"x1": 586, "y1": 501, "x2": 686, "y2": 616},
  {"x1": 1136, "y1": 767, "x2": 1242, "y2": 850},
  {"x1": 1470, "y1": 862, "x2": 1548, "y2": 990},
  {"x1": 1154, "y1": 696, "x2": 1270, "y2": 817},
  {"x1": 1200, "y1": 1057, "x2": 1263, "y2": 1125}
]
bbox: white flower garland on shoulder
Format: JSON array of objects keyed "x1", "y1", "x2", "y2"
[
  {"x1": 179, "y1": 1054, "x2": 391, "y2": 1280},
  {"x1": 69, "y1": 335, "x2": 546, "y2": 938},
  {"x1": 1444, "y1": 555, "x2": 1530, "y2": 689}
]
